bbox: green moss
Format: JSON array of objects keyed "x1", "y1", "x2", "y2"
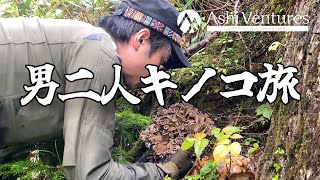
[
  {"x1": 170, "y1": 32, "x2": 243, "y2": 86},
  {"x1": 112, "y1": 111, "x2": 151, "y2": 163},
  {"x1": 114, "y1": 110, "x2": 151, "y2": 148},
  {"x1": 272, "y1": 102, "x2": 286, "y2": 147}
]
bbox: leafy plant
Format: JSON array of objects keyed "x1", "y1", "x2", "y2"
[
  {"x1": 273, "y1": 163, "x2": 281, "y2": 172},
  {"x1": 163, "y1": 174, "x2": 173, "y2": 180},
  {"x1": 185, "y1": 160, "x2": 218, "y2": 180},
  {"x1": 181, "y1": 132, "x2": 209, "y2": 159},
  {"x1": 245, "y1": 137, "x2": 260, "y2": 156},
  {"x1": 272, "y1": 147, "x2": 284, "y2": 180},
  {"x1": 256, "y1": 103, "x2": 273, "y2": 120},
  {"x1": 244, "y1": 137, "x2": 259, "y2": 145},
  {"x1": 268, "y1": 42, "x2": 281, "y2": 51},
  {"x1": 116, "y1": 97, "x2": 134, "y2": 111},
  {"x1": 210, "y1": 126, "x2": 242, "y2": 163},
  {"x1": 198, "y1": 160, "x2": 218, "y2": 180},
  {"x1": 180, "y1": 126, "x2": 245, "y2": 180},
  {"x1": 274, "y1": 147, "x2": 285, "y2": 155},
  {"x1": 256, "y1": 103, "x2": 273, "y2": 125},
  {"x1": 248, "y1": 143, "x2": 260, "y2": 156}
]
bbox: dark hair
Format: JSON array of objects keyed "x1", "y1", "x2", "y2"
[{"x1": 98, "y1": 15, "x2": 171, "y2": 60}]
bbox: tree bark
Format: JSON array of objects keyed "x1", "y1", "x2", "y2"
[{"x1": 257, "y1": 0, "x2": 320, "y2": 179}]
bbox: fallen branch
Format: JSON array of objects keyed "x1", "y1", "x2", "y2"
[{"x1": 184, "y1": 32, "x2": 220, "y2": 58}]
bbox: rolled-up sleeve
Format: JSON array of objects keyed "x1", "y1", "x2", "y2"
[{"x1": 61, "y1": 36, "x2": 167, "y2": 180}]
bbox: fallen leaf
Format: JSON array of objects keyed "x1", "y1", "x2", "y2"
[
  {"x1": 194, "y1": 132, "x2": 207, "y2": 140},
  {"x1": 230, "y1": 164, "x2": 242, "y2": 174},
  {"x1": 199, "y1": 156, "x2": 211, "y2": 168},
  {"x1": 217, "y1": 163, "x2": 228, "y2": 180},
  {"x1": 230, "y1": 172, "x2": 255, "y2": 180}
]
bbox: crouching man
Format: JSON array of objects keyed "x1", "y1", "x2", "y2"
[{"x1": 0, "y1": 0, "x2": 194, "y2": 179}]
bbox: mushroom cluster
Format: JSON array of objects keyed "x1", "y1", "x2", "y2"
[{"x1": 140, "y1": 102, "x2": 215, "y2": 162}]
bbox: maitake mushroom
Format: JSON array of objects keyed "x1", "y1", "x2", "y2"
[{"x1": 140, "y1": 102, "x2": 215, "y2": 162}]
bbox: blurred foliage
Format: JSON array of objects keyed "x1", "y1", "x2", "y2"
[
  {"x1": 0, "y1": 0, "x2": 120, "y2": 24},
  {"x1": 112, "y1": 140, "x2": 145, "y2": 163},
  {"x1": 170, "y1": 32, "x2": 243, "y2": 90},
  {"x1": 116, "y1": 97, "x2": 135, "y2": 112}
]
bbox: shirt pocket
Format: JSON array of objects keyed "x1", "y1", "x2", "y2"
[
  {"x1": 0, "y1": 98, "x2": 16, "y2": 147},
  {"x1": 14, "y1": 98, "x2": 64, "y2": 144}
]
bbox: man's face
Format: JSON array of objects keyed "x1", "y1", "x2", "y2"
[{"x1": 117, "y1": 29, "x2": 170, "y2": 90}]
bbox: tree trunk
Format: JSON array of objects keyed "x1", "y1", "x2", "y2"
[{"x1": 257, "y1": 0, "x2": 320, "y2": 179}]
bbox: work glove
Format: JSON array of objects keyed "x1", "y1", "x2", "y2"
[{"x1": 163, "y1": 150, "x2": 194, "y2": 179}]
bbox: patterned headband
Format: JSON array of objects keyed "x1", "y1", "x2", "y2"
[{"x1": 122, "y1": 7, "x2": 183, "y2": 47}]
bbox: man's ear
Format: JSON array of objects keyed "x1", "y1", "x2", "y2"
[{"x1": 132, "y1": 28, "x2": 151, "y2": 51}]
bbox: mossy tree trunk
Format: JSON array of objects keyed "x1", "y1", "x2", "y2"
[{"x1": 257, "y1": 0, "x2": 320, "y2": 179}]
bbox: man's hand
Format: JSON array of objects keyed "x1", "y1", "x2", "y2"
[{"x1": 163, "y1": 150, "x2": 194, "y2": 179}]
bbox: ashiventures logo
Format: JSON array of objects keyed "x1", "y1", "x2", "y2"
[
  {"x1": 177, "y1": 10, "x2": 310, "y2": 32},
  {"x1": 177, "y1": 10, "x2": 202, "y2": 33}
]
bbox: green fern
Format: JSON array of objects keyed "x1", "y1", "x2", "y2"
[
  {"x1": 0, "y1": 160, "x2": 65, "y2": 180},
  {"x1": 112, "y1": 110, "x2": 151, "y2": 163}
]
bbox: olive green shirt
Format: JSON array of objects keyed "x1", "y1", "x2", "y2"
[{"x1": 0, "y1": 17, "x2": 167, "y2": 180}]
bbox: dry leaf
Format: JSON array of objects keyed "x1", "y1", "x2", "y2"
[
  {"x1": 217, "y1": 155, "x2": 257, "y2": 180},
  {"x1": 217, "y1": 163, "x2": 228, "y2": 180},
  {"x1": 230, "y1": 164, "x2": 242, "y2": 174},
  {"x1": 199, "y1": 156, "x2": 211, "y2": 167},
  {"x1": 194, "y1": 132, "x2": 207, "y2": 140},
  {"x1": 230, "y1": 172, "x2": 255, "y2": 180}
]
